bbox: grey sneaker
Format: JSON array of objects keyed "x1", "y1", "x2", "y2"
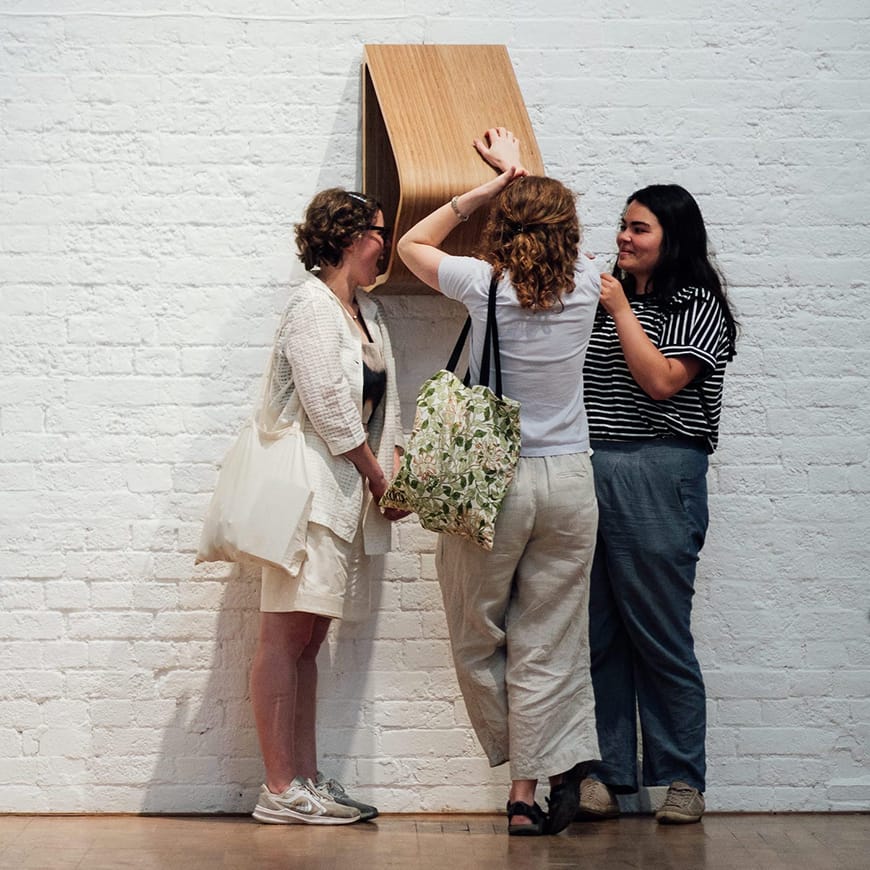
[
  {"x1": 655, "y1": 781, "x2": 705, "y2": 824},
  {"x1": 576, "y1": 778, "x2": 620, "y2": 820},
  {"x1": 252, "y1": 777, "x2": 361, "y2": 825},
  {"x1": 315, "y1": 771, "x2": 379, "y2": 821}
]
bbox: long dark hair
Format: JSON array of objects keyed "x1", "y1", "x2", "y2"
[{"x1": 616, "y1": 184, "x2": 737, "y2": 359}]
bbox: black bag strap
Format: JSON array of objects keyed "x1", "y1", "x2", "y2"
[
  {"x1": 444, "y1": 272, "x2": 504, "y2": 397},
  {"x1": 445, "y1": 317, "x2": 471, "y2": 373},
  {"x1": 480, "y1": 271, "x2": 504, "y2": 396}
]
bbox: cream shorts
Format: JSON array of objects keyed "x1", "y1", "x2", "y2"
[{"x1": 260, "y1": 522, "x2": 367, "y2": 620}]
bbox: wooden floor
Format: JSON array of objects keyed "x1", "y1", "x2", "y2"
[{"x1": 1, "y1": 813, "x2": 868, "y2": 870}]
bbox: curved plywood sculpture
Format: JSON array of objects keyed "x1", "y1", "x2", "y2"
[{"x1": 362, "y1": 44, "x2": 545, "y2": 293}]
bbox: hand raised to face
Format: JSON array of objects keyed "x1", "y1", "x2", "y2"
[{"x1": 598, "y1": 272, "x2": 630, "y2": 317}]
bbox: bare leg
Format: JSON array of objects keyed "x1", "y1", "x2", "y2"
[
  {"x1": 250, "y1": 610, "x2": 330, "y2": 794},
  {"x1": 293, "y1": 615, "x2": 331, "y2": 780}
]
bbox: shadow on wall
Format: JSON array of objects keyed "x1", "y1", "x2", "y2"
[
  {"x1": 138, "y1": 226, "x2": 278, "y2": 811},
  {"x1": 316, "y1": 555, "x2": 386, "y2": 788},
  {"x1": 140, "y1": 565, "x2": 262, "y2": 814}
]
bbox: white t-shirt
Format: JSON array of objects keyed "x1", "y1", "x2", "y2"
[{"x1": 437, "y1": 255, "x2": 601, "y2": 457}]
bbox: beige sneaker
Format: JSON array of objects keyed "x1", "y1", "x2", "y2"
[
  {"x1": 576, "y1": 778, "x2": 620, "y2": 820},
  {"x1": 252, "y1": 777, "x2": 361, "y2": 825},
  {"x1": 655, "y1": 781, "x2": 705, "y2": 824}
]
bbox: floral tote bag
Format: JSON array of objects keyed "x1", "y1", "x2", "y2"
[{"x1": 380, "y1": 274, "x2": 520, "y2": 550}]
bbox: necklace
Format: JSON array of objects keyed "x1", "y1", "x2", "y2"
[{"x1": 325, "y1": 282, "x2": 359, "y2": 320}]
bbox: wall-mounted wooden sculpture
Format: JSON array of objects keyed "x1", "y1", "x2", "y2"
[{"x1": 362, "y1": 44, "x2": 544, "y2": 293}]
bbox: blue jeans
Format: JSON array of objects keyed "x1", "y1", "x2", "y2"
[{"x1": 588, "y1": 439, "x2": 709, "y2": 793}]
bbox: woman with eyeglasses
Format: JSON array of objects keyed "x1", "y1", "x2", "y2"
[{"x1": 248, "y1": 188, "x2": 407, "y2": 826}]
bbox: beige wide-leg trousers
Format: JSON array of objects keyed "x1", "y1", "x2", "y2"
[{"x1": 436, "y1": 452, "x2": 600, "y2": 781}]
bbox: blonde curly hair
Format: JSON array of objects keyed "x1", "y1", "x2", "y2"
[{"x1": 476, "y1": 176, "x2": 580, "y2": 311}]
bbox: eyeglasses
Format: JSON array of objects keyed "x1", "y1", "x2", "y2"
[{"x1": 366, "y1": 225, "x2": 391, "y2": 242}]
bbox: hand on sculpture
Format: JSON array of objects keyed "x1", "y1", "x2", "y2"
[{"x1": 473, "y1": 127, "x2": 528, "y2": 175}]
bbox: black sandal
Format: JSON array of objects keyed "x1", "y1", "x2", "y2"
[{"x1": 506, "y1": 800, "x2": 547, "y2": 836}]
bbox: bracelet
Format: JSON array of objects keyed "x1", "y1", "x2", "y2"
[{"x1": 450, "y1": 195, "x2": 469, "y2": 222}]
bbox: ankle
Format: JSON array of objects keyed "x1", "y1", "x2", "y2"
[
  {"x1": 265, "y1": 778, "x2": 295, "y2": 795},
  {"x1": 509, "y1": 778, "x2": 538, "y2": 806}
]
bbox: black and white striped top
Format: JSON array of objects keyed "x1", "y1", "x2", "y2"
[{"x1": 583, "y1": 286, "x2": 731, "y2": 453}]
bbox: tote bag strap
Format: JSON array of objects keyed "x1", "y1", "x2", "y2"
[
  {"x1": 445, "y1": 317, "x2": 471, "y2": 373},
  {"x1": 254, "y1": 307, "x2": 305, "y2": 439},
  {"x1": 478, "y1": 271, "x2": 505, "y2": 397},
  {"x1": 443, "y1": 272, "x2": 504, "y2": 398}
]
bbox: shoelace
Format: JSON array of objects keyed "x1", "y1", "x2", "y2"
[
  {"x1": 581, "y1": 781, "x2": 612, "y2": 802},
  {"x1": 662, "y1": 786, "x2": 698, "y2": 809},
  {"x1": 320, "y1": 777, "x2": 347, "y2": 798}
]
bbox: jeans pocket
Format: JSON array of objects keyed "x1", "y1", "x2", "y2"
[{"x1": 678, "y1": 472, "x2": 709, "y2": 550}]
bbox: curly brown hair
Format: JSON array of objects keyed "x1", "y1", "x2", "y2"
[
  {"x1": 476, "y1": 176, "x2": 580, "y2": 311},
  {"x1": 294, "y1": 188, "x2": 382, "y2": 271}
]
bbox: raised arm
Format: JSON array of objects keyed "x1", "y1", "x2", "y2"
[{"x1": 396, "y1": 167, "x2": 521, "y2": 290}]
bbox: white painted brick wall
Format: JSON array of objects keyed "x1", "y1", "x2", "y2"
[{"x1": 1, "y1": 1, "x2": 868, "y2": 813}]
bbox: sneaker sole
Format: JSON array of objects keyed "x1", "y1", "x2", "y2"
[
  {"x1": 333, "y1": 799, "x2": 378, "y2": 822},
  {"x1": 656, "y1": 811, "x2": 703, "y2": 824},
  {"x1": 252, "y1": 806, "x2": 359, "y2": 825}
]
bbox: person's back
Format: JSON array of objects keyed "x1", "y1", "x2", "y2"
[
  {"x1": 437, "y1": 254, "x2": 599, "y2": 455},
  {"x1": 397, "y1": 168, "x2": 602, "y2": 837}
]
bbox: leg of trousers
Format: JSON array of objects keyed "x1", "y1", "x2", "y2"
[
  {"x1": 436, "y1": 453, "x2": 599, "y2": 781},
  {"x1": 588, "y1": 440, "x2": 709, "y2": 793}
]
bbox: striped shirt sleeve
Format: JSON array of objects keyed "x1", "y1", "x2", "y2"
[{"x1": 658, "y1": 288, "x2": 724, "y2": 372}]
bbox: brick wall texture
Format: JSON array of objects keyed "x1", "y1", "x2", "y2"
[{"x1": 1, "y1": 1, "x2": 868, "y2": 813}]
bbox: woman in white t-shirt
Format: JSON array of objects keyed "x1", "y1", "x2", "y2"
[
  {"x1": 475, "y1": 129, "x2": 738, "y2": 826},
  {"x1": 397, "y1": 163, "x2": 601, "y2": 836}
]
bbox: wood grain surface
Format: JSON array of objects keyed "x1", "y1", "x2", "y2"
[{"x1": 363, "y1": 44, "x2": 544, "y2": 293}]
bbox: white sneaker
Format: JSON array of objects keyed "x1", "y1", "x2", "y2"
[{"x1": 252, "y1": 777, "x2": 361, "y2": 825}]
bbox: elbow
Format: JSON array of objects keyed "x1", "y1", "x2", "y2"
[
  {"x1": 637, "y1": 362, "x2": 696, "y2": 401},
  {"x1": 396, "y1": 234, "x2": 414, "y2": 267},
  {"x1": 644, "y1": 380, "x2": 683, "y2": 401},
  {"x1": 645, "y1": 384, "x2": 675, "y2": 402},
  {"x1": 394, "y1": 237, "x2": 443, "y2": 292}
]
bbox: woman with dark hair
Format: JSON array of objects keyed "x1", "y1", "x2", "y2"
[
  {"x1": 249, "y1": 187, "x2": 406, "y2": 825},
  {"x1": 475, "y1": 129, "x2": 737, "y2": 826},
  {"x1": 397, "y1": 164, "x2": 601, "y2": 836},
  {"x1": 579, "y1": 184, "x2": 736, "y2": 825}
]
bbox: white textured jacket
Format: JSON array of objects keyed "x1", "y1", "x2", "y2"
[{"x1": 262, "y1": 274, "x2": 404, "y2": 553}]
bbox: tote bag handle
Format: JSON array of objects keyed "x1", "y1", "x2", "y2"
[
  {"x1": 254, "y1": 310, "x2": 306, "y2": 439},
  {"x1": 444, "y1": 272, "x2": 505, "y2": 398}
]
